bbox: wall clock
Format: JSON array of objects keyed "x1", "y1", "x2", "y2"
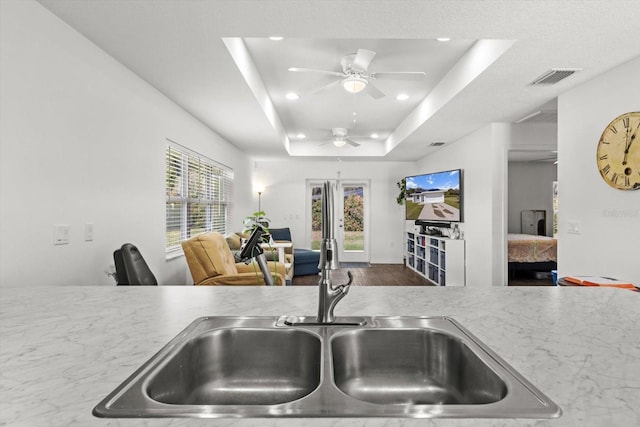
[{"x1": 596, "y1": 111, "x2": 640, "y2": 190}]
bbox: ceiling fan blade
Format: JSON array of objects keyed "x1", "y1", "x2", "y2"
[
  {"x1": 345, "y1": 138, "x2": 361, "y2": 147},
  {"x1": 301, "y1": 77, "x2": 341, "y2": 95},
  {"x1": 370, "y1": 71, "x2": 426, "y2": 81},
  {"x1": 352, "y1": 49, "x2": 376, "y2": 72},
  {"x1": 288, "y1": 67, "x2": 344, "y2": 77},
  {"x1": 365, "y1": 81, "x2": 385, "y2": 99}
]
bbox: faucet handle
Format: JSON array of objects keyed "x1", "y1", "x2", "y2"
[{"x1": 343, "y1": 270, "x2": 353, "y2": 288}]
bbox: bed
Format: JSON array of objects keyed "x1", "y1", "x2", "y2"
[{"x1": 508, "y1": 233, "x2": 557, "y2": 278}]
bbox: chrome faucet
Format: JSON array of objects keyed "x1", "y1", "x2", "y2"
[
  {"x1": 284, "y1": 181, "x2": 363, "y2": 327},
  {"x1": 316, "y1": 181, "x2": 352, "y2": 323}
]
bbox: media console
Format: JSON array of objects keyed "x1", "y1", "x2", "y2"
[{"x1": 405, "y1": 222, "x2": 465, "y2": 286}]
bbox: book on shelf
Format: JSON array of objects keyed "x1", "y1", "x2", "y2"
[{"x1": 564, "y1": 276, "x2": 637, "y2": 289}]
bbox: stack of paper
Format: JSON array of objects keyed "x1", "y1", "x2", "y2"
[{"x1": 564, "y1": 276, "x2": 637, "y2": 290}]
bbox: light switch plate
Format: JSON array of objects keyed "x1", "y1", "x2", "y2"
[
  {"x1": 54, "y1": 225, "x2": 70, "y2": 245},
  {"x1": 85, "y1": 223, "x2": 94, "y2": 241}
]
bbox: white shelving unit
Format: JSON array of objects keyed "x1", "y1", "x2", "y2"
[{"x1": 405, "y1": 223, "x2": 465, "y2": 286}]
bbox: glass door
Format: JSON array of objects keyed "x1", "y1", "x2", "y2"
[
  {"x1": 306, "y1": 180, "x2": 370, "y2": 263},
  {"x1": 307, "y1": 182, "x2": 324, "y2": 251},
  {"x1": 337, "y1": 181, "x2": 370, "y2": 263}
]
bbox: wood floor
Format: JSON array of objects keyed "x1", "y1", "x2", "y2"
[
  {"x1": 291, "y1": 264, "x2": 434, "y2": 286},
  {"x1": 291, "y1": 264, "x2": 554, "y2": 286}
]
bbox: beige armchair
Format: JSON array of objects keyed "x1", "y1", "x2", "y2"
[{"x1": 182, "y1": 232, "x2": 286, "y2": 286}]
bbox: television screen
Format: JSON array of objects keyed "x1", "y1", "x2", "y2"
[{"x1": 405, "y1": 169, "x2": 462, "y2": 222}]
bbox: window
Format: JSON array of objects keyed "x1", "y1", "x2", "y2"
[{"x1": 165, "y1": 140, "x2": 233, "y2": 254}]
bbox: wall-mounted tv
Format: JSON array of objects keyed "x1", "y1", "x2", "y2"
[{"x1": 405, "y1": 169, "x2": 463, "y2": 223}]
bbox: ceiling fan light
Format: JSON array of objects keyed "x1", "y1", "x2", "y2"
[
  {"x1": 342, "y1": 75, "x2": 368, "y2": 93},
  {"x1": 333, "y1": 139, "x2": 347, "y2": 147}
]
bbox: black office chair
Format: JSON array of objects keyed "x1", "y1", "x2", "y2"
[{"x1": 113, "y1": 243, "x2": 158, "y2": 285}]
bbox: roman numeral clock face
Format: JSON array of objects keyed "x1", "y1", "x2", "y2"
[{"x1": 596, "y1": 112, "x2": 640, "y2": 190}]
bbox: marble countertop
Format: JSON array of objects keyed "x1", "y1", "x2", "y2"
[{"x1": 1, "y1": 286, "x2": 638, "y2": 426}]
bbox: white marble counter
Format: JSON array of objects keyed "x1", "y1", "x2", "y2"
[{"x1": 1, "y1": 286, "x2": 638, "y2": 426}]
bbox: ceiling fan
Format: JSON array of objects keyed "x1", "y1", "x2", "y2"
[
  {"x1": 319, "y1": 128, "x2": 362, "y2": 147},
  {"x1": 289, "y1": 48, "x2": 425, "y2": 99}
]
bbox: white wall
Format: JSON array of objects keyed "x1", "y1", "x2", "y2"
[
  {"x1": 510, "y1": 122, "x2": 557, "y2": 151},
  {"x1": 252, "y1": 160, "x2": 414, "y2": 264},
  {"x1": 558, "y1": 56, "x2": 640, "y2": 284},
  {"x1": 0, "y1": 0, "x2": 253, "y2": 286},
  {"x1": 508, "y1": 162, "x2": 557, "y2": 235},
  {"x1": 417, "y1": 123, "x2": 510, "y2": 287}
]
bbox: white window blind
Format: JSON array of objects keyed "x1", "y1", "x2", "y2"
[{"x1": 165, "y1": 140, "x2": 233, "y2": 254}]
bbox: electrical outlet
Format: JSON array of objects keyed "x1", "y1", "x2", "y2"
[
  {"x1": 85, "y1": 223, "x2": 94, "y2": 241},
  {"x1": 567, "y1": 220, "x2": 581, "y2": 235},
  {"x1": 54, "y1": 225, "x2": 70, "y2": 245}
]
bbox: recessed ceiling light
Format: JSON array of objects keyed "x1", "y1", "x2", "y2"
[
  {"x1": 396, "y1": 93, "x2": 409, "y2": 101},
  {"x1": 296, "y1": 133, "x2": 306, "y2": 139},
  {"x1": 436, "y1": 37, "x2": 451, "y2": 42},
  {"x1": 370, "y1": 133, "x2": 379, "y2": 139},
  {"x1": 269, "y1": 36, "x2": 284, "y2": 41},
  {"x1": 285, "y1": 92, "x2": 299, "y2": 100}
]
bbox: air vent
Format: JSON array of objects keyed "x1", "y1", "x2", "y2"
[
  {"x1": 531, "y1": 68, "x2": 581, "y2": 85},
  {"x1": 430, "y1": 141, "x2": 445, "y2": 147}
]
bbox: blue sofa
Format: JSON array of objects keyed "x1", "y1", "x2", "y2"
[{"x1": 269, "y1": 227, "x2": 320, "y2": 276}]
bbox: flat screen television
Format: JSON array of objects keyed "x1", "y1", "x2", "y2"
[{"x1": 405, "y1": 169, "x2": 463, "y2": 223}]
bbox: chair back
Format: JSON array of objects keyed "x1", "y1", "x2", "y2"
[
  {"x1": 269, "y1": 227, "x2": 292, "y2": 241},
  {"x1": 113, "y1": 243, "x2": 158, "y2": 285},
  {"x1": 181, "y1": 232, "x2": 239, "y2": 285}
]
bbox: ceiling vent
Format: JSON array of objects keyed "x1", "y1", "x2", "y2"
[
  {"x1": 531, "y1": 68, "x2": 581, "y2": 85},
  {"x1": 430, "y1": 141, "x2": 445, "y2": 147}
]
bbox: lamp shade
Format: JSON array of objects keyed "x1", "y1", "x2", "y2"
[
  {"x1": 333, "y1": 139, "x2": 347, "y2": 147},
  {"x1": 342, "y1": 75, "x2": 367, "y2": 93}
]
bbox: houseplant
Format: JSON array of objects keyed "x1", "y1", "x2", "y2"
[
  {"x1": 242, "y1": 210, "x2": 271, "y2": 242},
  {"x1": 396, "y1": 178, "x2": 406, "y2": 205}
]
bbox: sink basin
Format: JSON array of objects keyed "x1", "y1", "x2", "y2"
[
  {"x1": 331, "y1": 328, "x2": 506, "y2": 405},
  {"x1": 94, "y1": 316, "x2": 561, "y2": 419},
  {"x1": 147, "y1": 328, "x2": 321, "y2": 405}
]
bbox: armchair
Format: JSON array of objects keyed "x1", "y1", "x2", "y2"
[{"x1": 182, "y1": 232, "x2": 286, "y2": 286}]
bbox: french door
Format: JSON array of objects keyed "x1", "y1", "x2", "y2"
[{"x1": 307, "y1": 180, "x2": 370, "y2": 263}]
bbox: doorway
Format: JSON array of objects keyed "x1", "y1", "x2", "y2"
[{"x1": 306, "y1": 180, "x2": 370, "y2": 263}]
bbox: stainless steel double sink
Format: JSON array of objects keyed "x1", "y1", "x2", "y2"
[{"x1": 93, "y1": 316, "x2": 561, "y2": 418}]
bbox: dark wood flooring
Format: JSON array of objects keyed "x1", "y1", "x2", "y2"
[
  {"x1": 291, "y1": 264, "x2": 555, "y2": 286},
  {"x1": 291, "y1": 264, "x2": 434, "y2": 286}
]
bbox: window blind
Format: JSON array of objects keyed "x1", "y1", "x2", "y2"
[{"x1": 165, "y1": 140, "x2": 233, "y2": 254}]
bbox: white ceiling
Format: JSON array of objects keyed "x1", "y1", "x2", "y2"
[{"x1": 36, "y1": 0, "x2": 640, "y2": 162}]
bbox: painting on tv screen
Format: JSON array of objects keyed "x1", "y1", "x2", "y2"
[{"x1": 405, "y1": 169, "x2": 462, "y2": 222}]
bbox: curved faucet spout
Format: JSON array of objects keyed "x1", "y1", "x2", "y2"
[{"x1": 316, "y1": 181, "x2": 352, "y2": 324}]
